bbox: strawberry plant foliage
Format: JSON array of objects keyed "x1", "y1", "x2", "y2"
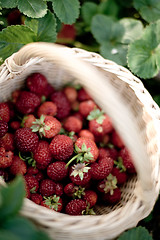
[{"x1": 118, "y1": 226, "x2": 152, "y2": 240}]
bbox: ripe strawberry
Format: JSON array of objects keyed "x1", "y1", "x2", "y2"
[
  {"x1": 25, "y1": 184, "x2": 31, "y2": 199},
  {"x1": 24, "y1": 174, "x2": 39, "y2": 193},
  {"x1": 102, "y1": 187, "x2": 121, "y2": 204},
  {"x1": 63, "y1": 86, "x2": 78, "y2": 103},
  {"x1": 54, "y1": 182, "x2": 63, "y2": 196},
  {"x1": 0, "y1": 147, "x2": 13, "y2": 168},
  {"x1": 26, "y1": 73, "x2": 48, "y2": 96},
  {"x1": 69, "y1": 163, "x2": 91, "y2": 187},
  {"x1": 14, "y1": 128, "x2": 39, "y2": 152},
  {"x1": 50, "y1": 91, "x2": 71, "y2": 119},
  {"x1": 41, "y1": 195, "x2": 63, "y2": 212},
  {"x1": 21, "y1": 114, "x2": 36, "y2": 128},
  {"x1": 98, "y1": 147, "x2": 118, "y2": 160},
  {"x1": 119, "y1": 147, "x2": 136, "y2": 173},
  {"x1": 111, "y1": 130, "x2": 124, "y2": 148},
  {"x1": 57, "y1": 24, "x2": 76, "y2": 42},
  {"x1": 79, "y1": 100, "x2": 97, "y2": 118},
  {"x1": 78, "y1": 88, "x2": 92, "y2": 102},
  {"x1": 97, "y1": 174, "x2": 118, "y2": 195},
  {"x1": 83, "y1": 190, "x2": 97, "y2": 207},
  {"x1": 0, "y1": 133, "x2": 15, "y2": 151},
  {"x1": 42, "y1": 83, "x2": 55, "y2": 98},
  {"x1": 73, "y1": 112, "x2": 83, "y2": 121},
  {"x1": 63, "y1": 116, "x2": 82, "y2": 133},
  {"x1": 88, "y1": 109, "x2": 113, "y2": 137},
  {"x1": 10, "y1": 121, "x2": 21, "y2": 131},
  {"x1": 71, "y1": 100, "x2": 80, "y2": 111},
  {"x1": 65, "y1": 199, "x2": 87, "y2": 215},
  {"x1": 27, "y1": 166, "x2": 39, "y2": 175},
  {"x1": 0, "y1": 102, "x2": 10, "y2": 122},
  {"x1": 49, "y1": 135, "x2": 74, "y2": 161},
  {"x1": 7, "y1": 9, "x2": 21, "y2": 25},
  {"x1": 15, "y1": 91, "x2": 40, "y2": 115},
  {"x1": 74, "y1": 137, "x2": 99, "y2": 163},
  {"x1": 30, "y1": 193, "x2": 43, "y2": 205},
  {"x1": 90, "y1": 157, "x2": 114, "y2": 180},
  {"x1": 39, "y1": 179, "x2": 55, "y2": 197},
  {"x1": 33, "y1": 140, "x2": 52, "y2": 169},
  {"x1": 9, "y1": 155, "x2": 27, "y2": 175},
  {"x1": 0, "y1": 120, "x2": 8, "y2": 138},
  {"x1": 31, "y1": 115, "x2": 61, "y2": 138},
  {"x1": 64, "y1": 183, "x2": 85, "y2": 198},
  {"x1": 47, "y1": 161, "x2": 68, "y2": 181},
  {"x1": 35, "y1": 171, "x2": 44, "y2": 182},
  {"x1": 37, "y1": 101, "x2": 57, "y2": 118},
  {"x1": 78, "y1": 129, "x2": 94, "y2": 141},
  {"x1": 111, "y1": 167, "x2": 127, "y2": 185},
  {"x1": 12, "y1": 89, "x2": 21, "y2": 103}
]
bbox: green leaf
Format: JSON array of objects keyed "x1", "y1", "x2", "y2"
[
  {"x1": 133, "y1": 0, "x2": 160, "y2": 23},
  {"x1": 127, "y1": 21, "x2": 160, "y2": 79},
  {"x1": 101, "y1": 41, "x2": 127, "y2": 66},
  {"x1": 119, "y1": 18, "x2": 144, "y2": 44},
  {"x1": 98, "y1": 0, "x2": 119, "y2": 18},
  {"x1": 118, "y1": 226, "x2": 152, "y2": 240},
  {"x1": 1, "y1": 0, "x2": 18, "y2": 8},
  {"x1": 81, "y1": 2, "x2": 98, "y2": 26},
  {"x1": 51, "y1": 0, "x2": 80, "y2": 24},
  {"x1": 18, "y1": 0, "x2": 47, "y2": 18},
  {"x1": 0, "y1": 25, "x2": 35, "y2": 61},
  {"x1": 0, "y1": 175, "x2": 25, "y2": 221},
  {"x1": 154, "y1": 95, "x2": 160, "y2": 106},
  {"x1": 25, "y1": 11, "x2": 57, "y2": 42},
  {"x1": 0, "y1": 230, "x2": 20, "y2": 240}
]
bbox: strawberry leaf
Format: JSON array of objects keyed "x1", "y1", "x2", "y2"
[
  {"x1": 51, "y1": 0, "x2": 80, "y2": 24},
  {"x1": 25, "y1": 11, "x2": 57, "y2": 42},
  {"x1": 0, "y1": 230, "x2": 19, "y2": 240},
  {"x1": 18, "y1": 0, "x2": 47, "y2": 18},
  {"x1": 98, "y1": 0, "x2": 119, "y2": 18},
  {"x1": 133, "y1": 0, "x2": 160, "y2": 23},
  {"x1": 81, "y1": 2, "x2": 98, "y2": 26},
  {"x1": 118, "y1": 226, "x2": 152, "y2": 240},
  {"x1": 127, "y1": 20, "x2": 160, "y2": 79},
  {"x1": 1, "y1": 0, "x2": 18, "y2": 8}
]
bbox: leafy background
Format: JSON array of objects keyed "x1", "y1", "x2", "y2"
[{"x1": 0, "y1": 0, "x2": 160, "y2": 239}]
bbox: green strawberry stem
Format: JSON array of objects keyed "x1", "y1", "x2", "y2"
[
  {"x1": 66, "y1": 153, "x2": 83, "y2": 167},
  {"x1": 19, "y1": 151, "x2": 36, "y2": 168}
]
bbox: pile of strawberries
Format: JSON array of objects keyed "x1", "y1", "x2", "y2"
[{"x1": 0, "y1": 73, "x2": 136, "y2": 215}]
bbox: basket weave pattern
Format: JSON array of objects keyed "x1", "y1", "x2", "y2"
[{"x1": 0, "y1": 43, "x2": 160, "y2": 240}]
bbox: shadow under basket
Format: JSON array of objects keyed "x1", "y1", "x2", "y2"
[{"x1": 1, "y1": 42, "x2": 160, "y2": 240}]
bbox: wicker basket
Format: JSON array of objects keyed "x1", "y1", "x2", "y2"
[{"x1": 0, "y1": 42, "x2": 160, "y2": 240}]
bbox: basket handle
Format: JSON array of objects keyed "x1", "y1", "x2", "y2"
[{"x1": 12, "y1": 42, "x2": 155, "y2": 206}]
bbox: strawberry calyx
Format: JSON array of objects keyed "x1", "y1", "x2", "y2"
[
  {"x1": 114, "y1": 157, "x2": 126, "y2": 172},
  {"x1": 73, "y1": 185, "x2": 85, "y2": 199},
  {"x1": 59, "y1": 127, "x2": 75, "y2": 141},
  {"x1": 30, "y1": 115, "x2": 50, "y2": 138},
  {"x1": 19, "y1": 151, "x2": 36, "y2": 168},
  {"x1": 99, "y1": 174, "x2": 118, "y2": 195},
  {"x1": 82, "y1": 203, "x2": 96, "y2": 215},
  {"x1": 70, "y1": 163, "x2": 91, "y2": 181},
  {"x1": 87, "y1": 108, "x2": 105, "y2": 124},
  {"x1": 43, "y1": 195, "x2": 61, "y2": 211}
]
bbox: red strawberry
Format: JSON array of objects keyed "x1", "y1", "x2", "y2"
[
  {"x1": 26, "y1": 73, "x2": 48, "y2": 96},
  {"x1": 71, "y1": 100, "x2": 80, "y2": 112},
  {"x1": 0, "y1": 147, "x2": 13, "y2": 168},
  {"x1": 0, "y1": 102, "x2": 10, "y2": 122},
  {"x1": 7, "y1": 9, "x2": 21, "y2": 25},
  {"x1": 98, "y1": 147, "x2": 118, "y2": 160},
  {"x1": 88, "y1": 109, "x2": 113, "y2": 137},
  {"x1": 10, "y1": 121, "x2": 21, "y2": 131},
  {"x1": 69, "y1": 163, "x2": 91, "y2": 187},
  {"x1": 49, "y1": 135, "x2": 74, "y2": 161},
  {"x1": 73, "y1": 112, "x2": 83, "y2": 121},
  {"x1": 50, "y1": 91, "x2": 71, "y2": 119},
  {"x1": 57, "y1": 24, "x2": 76, "y2": 42},
  {"x1": 47, "y1": 161, "x2": 68, "y2": 181},
  {"x1": 78, "y1": 88, "x2": 92, "y2": 102},
  {"x1": 21, "y1": 114, "x2": 36, "y2": 128},
  {"x1": 90, "y1": 157, "x2": 114, "y2": 180},
  {"x1": 63, "y1": 86, "x2": 78, "y2": 103},
  {"x1": 64, "y1": 183, "x2": 85, "y2": 198},
  {"x1": 25, "y1": 184, "x2": 31, "y2": 199},
  {"x1": 54, "y1": 182, "x2": 63, "y2": 196},
  {"x1": 111, "y1": 167, "x2": 127, "y2": 185},
  {"x1": 31, "y1": 115, "x2": 61, "y2": 138},
  {"x1": 79, "y1": 129, "x2": 95, "y2": 141},
  {"x1": 15, "y1": 91, "x2": 40, "y2": 115},
  {"x1": 83, "y1": 190, "x2": 97, "y2": 207},
  {"x1": 65, "y1": 199, "x2": 87, "y2": 215},
  {"x1": 24, "y1": 174, "x2": 39, "y2": 193},
  {"x1": 0, "y1": 133, "x2": 15, "y2": 151},
  {"x1": 33, "y1": 140, "x2": 52, "y2": 169},
  {"x1": 30, "y1": 193, "x2": 43, "y2": 205},
  {"x1": 35, "y1": 171, "x2": 44, "y2": 182},
  {"x1": 42, "y1": 83, "x2": 55, "y2": 98},
  {"x1": 41, "y1": 195, "x2": 63, "y2": 212},
  {"x1": 63, "y1": 116, "x2": 82, "y2": 133},
  {"x1": 79, "y1": 100, "x2": 97, "y2": 118},
  {"x1": 12, "y1": 89, "x2": 21, "y2": 103},
  {"x1": 0, "y1": 120, "x2": 8, "y2": 138},
  {"x1": 9, "y1": 155, "x2": 27, "y2": 175},
  {"x1": 27, "y1": 166, "x2": 39, "y2": 175},
  {"x1": 119, "y1": 147, "x2": 136, "y2": 173},
  {"x1": 111, "y1": 130, "x2": 124, "y2": 148},
  {"x1": 102, "y1": 187, "x2": 121, "y2": 204},
  {"x1": 39, "y1": 179, "x2": 55, "y2": 197},
  {"x1": 14, "y1": 128, "x2": 39, "y2": 152},
  {"x1": 97, "y1": 174, "x2": 118, "y2": 195},
  {"x1": 37, "y1": 101, "x2": 57, "y2": 118}
]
